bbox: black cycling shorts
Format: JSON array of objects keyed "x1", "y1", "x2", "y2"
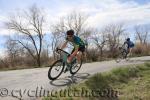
[{"x1": 71, "y1": 46, "x2": 85, "y2": 54}]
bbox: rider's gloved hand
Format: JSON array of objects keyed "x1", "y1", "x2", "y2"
[{"x1": 56, "y1": 47, "x2": 61, "y2": 53}]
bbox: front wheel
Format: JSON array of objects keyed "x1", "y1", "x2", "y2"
[
  {"x1": 116, "y1": 50, "x2": 125, "y2": 63},
  {"x1": 115, "y1": 53, "x2": 122, "y2": 63},
  {"x1": 70, "y1": 58, "x2": 82, "y2": 75},
  {"x1": 48, "y1": 59, "x2": 65, "y2": 80},
  {"x1": 115, "y1": 50, "x2": 128, "y2": 63}
]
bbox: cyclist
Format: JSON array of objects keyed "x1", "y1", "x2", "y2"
[
  {"x1": 123, "y1": 38, "x2": 135, "y2": 56},
  {"x1": 60, "y1": 29, "x2": 86, "y2": 65}
]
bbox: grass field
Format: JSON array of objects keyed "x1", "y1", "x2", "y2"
[{"x1": 43, "y1": 63, "x2": 150, "y2": 100}]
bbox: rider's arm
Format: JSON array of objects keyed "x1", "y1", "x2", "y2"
[
  {"x1": 122, "y1": 41, "x2": 126, "y2": 47},
  {"x1": 60, "y1": 41, "x2": 68, "y2": 49},
  {"x1": 70, "y1": 45, "x2": 79, "y2": 57}
]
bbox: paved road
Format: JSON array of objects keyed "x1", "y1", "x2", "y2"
[{"x1": 0, "y1": 56, "x2": 150, "y2": 100}]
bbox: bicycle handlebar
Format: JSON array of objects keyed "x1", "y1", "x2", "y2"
[{"x1": 56, "y1": 48, "x2": 70, "y2": 55}]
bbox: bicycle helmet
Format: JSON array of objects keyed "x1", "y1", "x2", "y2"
[
  {"x1": 127, "y1": 38, "x2": 130, "y2": 41},
  {"x1": 66, "y1": 29, "x2": 74, "y2": 36}
]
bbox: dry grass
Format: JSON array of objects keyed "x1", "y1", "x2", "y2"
[{"x1": 132, "y1": 43, "x2": 150, "y2": 56}]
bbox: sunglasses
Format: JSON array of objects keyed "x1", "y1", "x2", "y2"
[{"x1": 67, "y1": 35, "x2": 73, "y2": 37}]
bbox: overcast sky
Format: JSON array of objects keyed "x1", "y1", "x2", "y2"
[{"x1": 0, "y1": 0, "x2": 150, "y2": 56}]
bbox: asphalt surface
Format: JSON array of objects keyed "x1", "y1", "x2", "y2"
[{"x1": 0, "y1": 56, "x2": 150, "y2": 100}]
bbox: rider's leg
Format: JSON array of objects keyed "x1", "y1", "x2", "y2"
[
  {"x1": 82, "y1": 51, "x2": 87, "y2": 62},
  {"x1": 67, "y1": 48, "x2": 75, "y2": 64},
  {"x1": 128, "y1": 48, "x2": 133, "y2": 57},
  {"x1": 77, "y1": 51, "x2": 82, "y2": 63},
  {"x1": 76, "y1": 46, "x2": 85, "y2": 63}
]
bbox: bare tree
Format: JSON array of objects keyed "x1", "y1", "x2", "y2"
[
  {"x1": 135, "y1": 25, "x2": 149, "y2": 45},
  {"x1": 66, "y1": 11, "x2": 88, "y2": 36},
  {"x1": 92, "y1": 29, "x2": 107, "y2": 59},
  {"x1": 51, "y1": 11, "x2": 88, "y2": 35},
  {"x1": 5, "y1": 5, "x2": 45, "y2": 67},
  {"x1": 105, "y1": 24, "x2": 125, "y2": 57},
  {"x1": 0, "y1": 58, "x2": 9, "y2": 69},
  {"x1": 80, "y1": 28, "x2": 92, "y2": 49},
  {"x1": 5, "y1": 37, "x2": 21, "y2": 67},
  {"x1": 51, "y1": 32, "x2": 63, "y2": 59}
]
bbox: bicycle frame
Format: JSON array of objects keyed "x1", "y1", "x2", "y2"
[
  {"x1": 118, "y1": 46, "x2": 128, "y2": 58},
  {"x1": 57, "y1": 49, "x2": 76, "y2": 69},
  {"x1": 61, "y1": 52, "x2": 69, "y2": 63}
]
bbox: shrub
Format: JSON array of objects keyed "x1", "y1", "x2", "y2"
[{"x1": 132, "y1": 43, "x2": 150, "y2": 56}]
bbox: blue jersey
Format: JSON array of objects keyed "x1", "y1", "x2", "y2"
[{"x1": 124, "y1": 41, "x2": 134, "y2": 48}]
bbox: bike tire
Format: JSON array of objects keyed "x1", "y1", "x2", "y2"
[
  {"x1": 70, "y1": 59, "x2": 82, "y2": 75},
  {"x1": 122, "y1": 50, "x2": 128, "y2": 59},
  {"x1": 48, "y1": 59, "x2": 65, "y2": 80},
  {"x1": 115, "y1": 52, "x2": 123, "y2": 63}
]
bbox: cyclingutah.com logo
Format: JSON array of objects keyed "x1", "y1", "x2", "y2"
[{"x1": 0, "y1": 86, "x2": 119, "y2": 99}]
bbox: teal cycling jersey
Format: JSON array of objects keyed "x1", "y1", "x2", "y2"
[{"x1": 66, "y1": 36, "x2": 85, "y2": 49}]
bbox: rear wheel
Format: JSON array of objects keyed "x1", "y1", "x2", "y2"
[
  {"x1": 70, "y1": 58, "x2": 82, "y2": 75},
  {"x1": 48, "y1": 60, "x2": 65, "y2": 80}
]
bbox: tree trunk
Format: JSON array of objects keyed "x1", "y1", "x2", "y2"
[{"x1": 37, "y1": 54, "x2": 41, "y2": 67}]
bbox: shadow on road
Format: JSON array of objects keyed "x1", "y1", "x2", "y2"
[{"x1": 49, "y1": 73, "x2": 90, "y2": 87}]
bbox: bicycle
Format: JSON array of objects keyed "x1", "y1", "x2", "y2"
[
  {"x1": 115, "y1": 46, "x2": 129, "y2": 63},
  {"x1": 48, "y1": 48, "x2": 83, "y2": 80}
]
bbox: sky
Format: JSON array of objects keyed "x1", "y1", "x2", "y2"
[{"x1": 0, "y1": 0, "x2": 150, "y2": 56}]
